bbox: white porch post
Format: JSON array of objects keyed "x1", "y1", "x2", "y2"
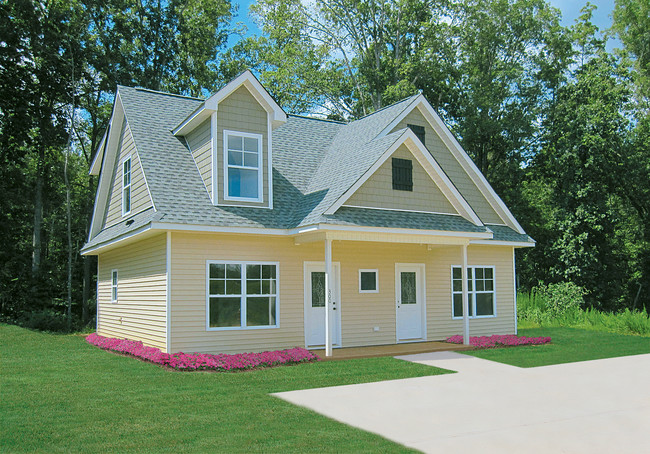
[
  {"x1": 324, "y1": 238, "x2": 333, "y2": 357},
  {"x1": 461, "y1": 243, "x2": 470, "y2": 345}
]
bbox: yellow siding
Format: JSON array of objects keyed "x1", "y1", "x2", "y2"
[
  {"x1": 345, "y1": 143, "x2": 457, "y2": 214},
  {"x1": 186, "y1": 118, "x2": 212, "y2": 200},
  {"x1": 169, "y1": 233, "x2": 515, "y2": 354},
  {"x1": 104, "y1": 122, "x2": 153, "y2": 228},
  {"x1": 216, "y1": 85, "x2": 269, "y2": 207},
  {"x1": 97, "y1": 234, "x2": 167, "y2": 350},
  {"x1": 392, "y1": 109, "x2": 505, "y2": 224}
]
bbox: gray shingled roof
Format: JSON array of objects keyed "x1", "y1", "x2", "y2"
[
  {"x1": 487, "y1": 225, "x2": 535, "y2": 243},
  {"x1": 323, "y1": 207, "x2": 487, "y2": 232},
  {"x1": 83, "y1": 86, "x2": 533, "y2": 252}
]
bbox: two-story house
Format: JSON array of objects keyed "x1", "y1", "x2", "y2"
[{"x1": 81, "y1": 71, "x2": 534, "y2": 356}]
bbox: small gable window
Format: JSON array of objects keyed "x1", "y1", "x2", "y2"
[
  {"x1": 122, "y1": 157, "x2": 131, "y2": 215},
  {"x1": 392, "y1": 158, "x2": 413, "y2": 191},
  {"x1": 408, "y1": 124, "x2": 425, "y2": 146},
  {"x1": 224, "y1": 130, "x2": 263, "y2": 202}
]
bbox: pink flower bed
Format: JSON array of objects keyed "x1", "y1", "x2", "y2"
[
  {"x1": 86, "y1": 333, "x2": 320, "y2": 371},
  {"x1": 446, "y1": 334, "x2": 551, "y2": 349}
]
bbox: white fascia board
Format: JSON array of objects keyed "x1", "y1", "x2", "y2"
[
  {"x1": 379, "y1": 96, "x2": 526, "y2": 235},
  {"x1": 81, "y1": 223, "x2": 153, "y2": 255},
  {"x1": 152, "y1": 221, "x2": 492, "y2": 239},
  {"x1": 88, "y1": 94, "x2": 125, "y2": 240},
  {"x1": 84, "y1": 220, "x2": 494, "y2": 255},
  {"x1": 469, "y1": 239, "x2": 535, "y2": 247},
  {"x1": 89, "y1": 130, "x2": 107, "y2": 176},
  {"x1": 324, "y1": 128, "x2": 483, "y2": 227},
  {"x1": 312, "y1": 223, "x2": 492, "y2": 239},
  {"x1": 172, "y1": 105, "x2": 212, "y2": 136},
  {"x1": 204, "y1": 70, "x2": 287, "y2": 125},
  {"x1": 379, "y1": 94, "x2": 425, "y2": 137},
  {"x1": 150, "y1": 222, "x2": 288, "y2": 236}
]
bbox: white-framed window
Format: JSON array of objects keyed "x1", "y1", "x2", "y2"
[
  {"x1": 451, "y1": 266, "x2": 496, "y2": 318},
  {"x1": 359, "y1": 269, "x2": 379, "y2": 293},
  {"x1": 206, "y1": 261, "x2": 279, "y2": 330},
  {"x1": 122, "y1": 156, "x2": 131, "y2": 215},
  {"x1": 223, "y1": 130, "x2": 263, "y2": 202},
  {"x1": 111, "y1": 270, "x2": 118, "y2": 303}
]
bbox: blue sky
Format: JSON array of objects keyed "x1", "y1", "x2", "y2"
[{"x1": 230, "y1": 0, "x2": 619, "y2": 47}]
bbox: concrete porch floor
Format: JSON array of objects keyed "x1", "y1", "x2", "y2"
[{"x1": 311, "y1": 340, "x2": 473, "y2": 361}]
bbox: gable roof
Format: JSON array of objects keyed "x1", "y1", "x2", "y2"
[
  {"x1": 173, "y1": 70, "x2": 287, "y2": 136},
  {"x1": 379, "y1": 94, "x2": 525, "y2": 234},
  {"x1": 83, "y1": 86, "x2": 533, "y2": 253}
]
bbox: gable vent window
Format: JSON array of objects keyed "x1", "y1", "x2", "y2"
[
  {"x1": 392, "y1": 158, "x2": 413, "y2": 191},
  {"x1": 122, "y1": 157, "x2": 131, "y2": 215},
  {"x1": 408, "y1": 124, "x2": 425, "y2": 146},
  {"x1": 224, "y1": 130, "x2": 263, "y2": 202}
]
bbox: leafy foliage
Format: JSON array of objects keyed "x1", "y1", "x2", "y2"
[{"x1": 2, "y1": 0, "x2": 650, "y2": 328}]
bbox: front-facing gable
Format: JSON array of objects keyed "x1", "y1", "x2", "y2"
[
  {"x1": 381, "y1": 95, "x2": 525, "y2": 234},
  {"x1": 344, "y1": 142, "x2": 459, "y2": 215},
  {"x1": 324, "y1": 128, "x2": 483, "y2": 227}
]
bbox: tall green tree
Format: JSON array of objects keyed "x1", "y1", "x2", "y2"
[{"x1": 522, "y1": 8, "x2": 640, "y2": 309}]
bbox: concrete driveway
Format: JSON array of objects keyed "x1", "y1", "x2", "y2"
[{"x1": 274, "y1": 352, "x2": 650, "y2": 453}]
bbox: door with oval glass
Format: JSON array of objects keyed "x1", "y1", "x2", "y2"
[
  {"x1": 304, "y1": 262, "x2": 341, "y2": 348},
  {"x1": 395, "y1": 264, "x2": 425, "y2": 341}
]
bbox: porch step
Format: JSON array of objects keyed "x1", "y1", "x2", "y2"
[{"x1": 312, "y1": 341, "x2": 474, "y2": 361}]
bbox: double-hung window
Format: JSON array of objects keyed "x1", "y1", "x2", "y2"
[
  {"x1": 111, "y1": 270, "x2": 118, "y2": 303},
  {"x1": 224, "y1": 130, "x2": 263, "y2": 202},
  {"x1": 207, "y1": 261, "x2": 278, "y2": 329},
  {"x1": 122, "y1": 157, "x2": 131, "y2": 215},
  {"x1": 452, "y1": 266, "x2": 495, "y2": 318}
]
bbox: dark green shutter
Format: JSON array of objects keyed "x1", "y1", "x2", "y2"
[
  {"x1": 407, "y1": 124, "x2": 425, "y2": 146},
  {"x1": 392, "y1": 158, "x2": 413, "y2": 191}
]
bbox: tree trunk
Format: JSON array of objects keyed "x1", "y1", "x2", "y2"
[
  {"x1": 31, "y1": 146, "x2": 44, "y2": 278},
  {"x1": 64, "y1": 143, "x2": 72, "y2": 330}
]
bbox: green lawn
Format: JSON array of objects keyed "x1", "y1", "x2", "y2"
[
  {"x1": 0, "y1": 324, "x2": 450, "y2": 453},
  {"x1": 466, "y1": 327, "x2": 650, "y2": 367}
]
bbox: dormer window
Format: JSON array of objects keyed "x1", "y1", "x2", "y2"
[
  {"x1": 122, "y1": 157, "x2": 131, "y2": 215},
  {"x1": 224, "y1": 130, "x2": 263, "y2": 202}
]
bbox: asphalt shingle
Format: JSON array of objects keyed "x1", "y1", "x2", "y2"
[{"x1": 83, "y1": 87, "x2": 533, "y2": 251}]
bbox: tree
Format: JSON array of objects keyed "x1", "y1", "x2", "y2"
[
  {"x1": 523, "y1": 7, "x2": 639, "y2": 309},
  {"x1": 612, "y1": 0, "x2": 650, "y2": 100}
]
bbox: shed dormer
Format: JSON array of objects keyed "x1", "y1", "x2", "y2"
[{"x1": 173, "y1": 71, "x2": 286, "y2": 208}]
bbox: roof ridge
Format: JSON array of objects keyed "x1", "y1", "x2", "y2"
[
  {"x1": 287, "y1": 114, "x2": 346, "y2": 124},
  {"x1": 120, "y1": 85, "x2": 204, "y2": 101},
  {"x1": 352, "y1": 93, "x2": 420, "y2": 122}
]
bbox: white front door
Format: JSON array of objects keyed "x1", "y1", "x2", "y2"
[
  {"x1": 396, "y1": 264, "x2": 425, "y2": 341},
  {"x1": 304, "y1": 263, "x2": 341, "y2": 347}
]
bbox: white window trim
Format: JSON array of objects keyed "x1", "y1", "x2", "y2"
[
  {"x1": 111, "y1": 269, "x2": 118, "y2": 303},
  {"x1": 451, "y1": 265, "x2": 497, "y2": 319},
  {"x1": 205, "y1": 260, "x2": 280, "y2": 331},
  {"x1": 359, "y1": 269, "x2": 379, "y2": 293},
  {"x1": 121, "y1": 155, "x2": 132, "y2": 216},
  {"x1": 223, "y1": 130, "x2": 264, "y2": 203}
]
